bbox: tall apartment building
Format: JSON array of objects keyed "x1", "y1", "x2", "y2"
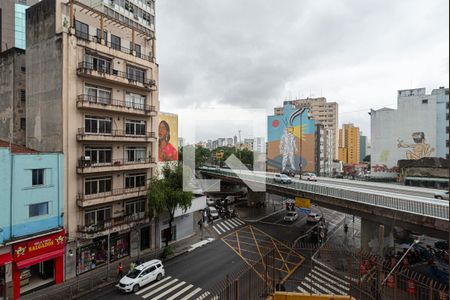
[
  {"x1": 338, "y1": 123, "x2": 360, "y2": 165},
  {"x1": 275, "y1": 97, "x2": 339, "y2": 161},
  {"x1": 25, "y1": 0, "x2": 159, "y2": 279},
  {"x1": 359, "y1": 132, "x2": 367, "y2": 162}
]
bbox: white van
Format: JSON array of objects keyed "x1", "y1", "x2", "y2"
[{"x1": 117, "y1": 259, "x2": 165, "y2": 293}]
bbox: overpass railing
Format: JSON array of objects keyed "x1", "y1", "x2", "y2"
[{"x1": 199, "y1": 168, "x2": 449, "y2": 221}]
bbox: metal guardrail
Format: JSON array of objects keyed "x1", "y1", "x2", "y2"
[
  {"x1": 76, "y1": 185, "x2": 148, "y2": 201},
  {"x1": 77, "y1": 128, "x2": 156, "y2": 139},
  {"x1": 77, "y1": 157, "x2": 156, "y2": 168},
  {"x1": 77, "y1": 94, "x2": 156, "y2": 113},
  {"x1": 199, "y1": 168, "x2": 449, "y2": 220}
]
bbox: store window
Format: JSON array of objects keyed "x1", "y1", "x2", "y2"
[
  {"x1": 32, "y1": 169, "x2": 44, "y2": 186},
  {"x1": 125, "y1": 173, "x2": 146, "y2": 189},
  {"x1": 78, "y1": 237, "x2": 108, "y2": 274},
  {"x1": 161, "y1": 226, "x2": 176, "y2": 244},
  {"x1": 29, "y1": 202, "x2": 49, "y2": 218},
  {"x1": 125, "y1": 120, "x2": 146, "y2": 135},
  {"x1": 125, "y1": 199, "x2": 146, "y2": 215}
]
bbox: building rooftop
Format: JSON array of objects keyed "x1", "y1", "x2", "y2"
[{"x1": 0, "y1": 140, "x2": 37, "y2": 154}]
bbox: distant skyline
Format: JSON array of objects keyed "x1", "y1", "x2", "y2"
[{"x1": 157, "y1": 0, "x2": 449, "y2": 141}]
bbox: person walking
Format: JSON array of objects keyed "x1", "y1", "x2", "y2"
[
  {"x1": 130, "y1": 261, "x2": 136, "y2": 272},
  {"x1": 117, "y1": 262, "x2": 124, "y2": 281}
]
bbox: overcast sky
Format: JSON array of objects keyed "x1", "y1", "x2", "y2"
[{"x1": 156, "y1": 0, "x2": 449, "y2": 142}]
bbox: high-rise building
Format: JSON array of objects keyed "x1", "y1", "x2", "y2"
[
  {"x1": 275, "y1": 97, "x2": 338, "y2": 160},
  {"x1": 25, "y1": 0, "x2": 159, "y2": 279},
  {"x1": 359, "y1": 132, "x2": 367, "y2": 162},
  {"x1": 253, "y1": 137, "x2": 266, "y2": 153},
  {"x1": 338, "y1": 124, "x2": 360, "y2": 165}
]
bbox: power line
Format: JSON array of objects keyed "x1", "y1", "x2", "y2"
[{"x1": 340, "y1": 103, "x2": 397, "y2": 114}]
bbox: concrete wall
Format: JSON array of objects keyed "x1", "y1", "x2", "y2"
[{"x1": 433, "y1": 87, "x2": 449, "y2": 158}]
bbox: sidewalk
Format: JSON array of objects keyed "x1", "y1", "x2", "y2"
[{"x1": 22, "y1": 215, "x2": 213, "y2": 300}]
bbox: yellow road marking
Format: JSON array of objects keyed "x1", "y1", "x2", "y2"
[
  {"x1": 236, "y1": 231, "x2": 241, "y2": 255},
  {"x1": 249, "y1": 226, "x2": 266, "y2": 270}
]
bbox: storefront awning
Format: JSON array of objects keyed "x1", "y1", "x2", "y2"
[
  {"x1": 0, "y1": 253, "x2": 12, "y2": 265},
  {"x1": 15, "y1": 248, "x2": 64, "y2": 269}
]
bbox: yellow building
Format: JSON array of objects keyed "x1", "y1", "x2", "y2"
[{"x1": 338, "y1": 124, "x2": 360, "y2": 164}]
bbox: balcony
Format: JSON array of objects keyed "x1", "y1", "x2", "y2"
[
  {"x1": 77, "y1": 94, "x2": 157, "y2": 116},
  {"x1": 77, "y1": 157, "x2": 156, "y2": 174},
  {"x1": 77, "y1": 212, "x2": 150, "y2": 239},
  {"x1": 77, "y1": 128, "x2": 156, "y2": 143},
  {"x1": 76, "y1": 62, "x2": 157, "y2": 92},
  {"x1": 77, "y1": 185, "x2": 149, "y2": 207}
]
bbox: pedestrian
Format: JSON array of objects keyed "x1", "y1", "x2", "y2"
[
  {"x1": 117, "y1": 262, "x2": 124, "y2": 280},
  {"x1": 130, "y1": 261, "x2": 136, "y2": 272},
  {"x1": 344, "y1": 223, "x2": 348, "y2": 234}
]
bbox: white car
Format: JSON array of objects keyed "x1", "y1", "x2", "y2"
[
  {"x1": 307, "y1": 212, "x2": 323, "y2": 223},
  {"x1": 207, "y1": 206, "x2": 219, "y2": 219},
  {"x1": 274, "y1": 173, "x2": 292, "y2": 184},
  {"x1": 434, "y1": 191, "x2": 449, "y2": 200},
  {"x1": 117, "y1": 260, "x2": 165, "y2": 293},
  {"x1": 283, "y1": 211, "x2": 299, "y2": 222},
  {"x1": 302, "y1": 173, "x2": 317, "y2": 181},
  {"x1": 206, "y1": 197, "x2": 216, "y2": 206}
]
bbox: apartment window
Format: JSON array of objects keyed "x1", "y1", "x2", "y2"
[
  {"x1": 84, "y1": 206, "x2": 112, "y2": 226},
  {"x1": 125, "y1": 92, "x2": 146, "y2": 110},
  {"x1": 20, "y1": 89, "x2": 26, "y2": 102},
  {"x1": 96, "y1": 28, "x2": 108, "y2": 45},
  {"x1": 29, "y1": 202, "x2": 48, "y2": 218},
  {"x1": 111, "y1": 34, "x2": 121, "y2": 50},
  {"x1": 32, "y1": 169, "x2": 44, "y2": 186},
  {"x1": 21, "y1": 66, "x2": 26, "y2": 72},
  {"x1": 20, "y1": 118, "x2": 26, "y2": 130},
  {"x1": 85, "y1": 116, "x2": 112, "y2": 134},
  {"x1": 125, "y1": 173, "x2": 146, "y2": 189},
  {"x1": 85, "y1": 85, "x2": 112, "y2": 104},
  {"x1": 125, "y1": 199, "x2": 146, "y2": 215},
  {"x1": 75, "y1": 20, "x2": 89, "y2": 40},
  {"x1": 85, "y1": 177, "x2": 112, "y2": 195},
  {"x1": 125, "y1": 120, "x2": 146, "y2": 135},
  {"x1": 126, "y1": 65, "x2": 145, "y2": 83},
  {"x1": 422, "y1": 99, "x2": 428, "y2": 104},
  {"x1": 85, "y1": 147, "x2": 112, "y2": 164},
  {"x1": 85, "y1": 54, "x2": 111, "y2": 74},
  {"x1": 447, "y1": 127, "x2": 449, "y2": 134},
  {"x1": 134, "y1": 43, "x2": 141, "y2": 58},
  {"x1": 126, "y1": 147, "x2": 146, "y2": 162},
  {"x1": 447, "y1": 140, "x2": 449, "y2": 148},
  {"x1": 447, "y1": 113, "x2": 449, "y2": 121}
]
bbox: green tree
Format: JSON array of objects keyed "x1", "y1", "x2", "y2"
[{"x1": 147, "y1": 163, "x2": 193, "y2": 246}]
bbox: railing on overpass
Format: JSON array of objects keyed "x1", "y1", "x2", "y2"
[{"x1": 199, "y1": 168, "x2": 449, "y2": 221}]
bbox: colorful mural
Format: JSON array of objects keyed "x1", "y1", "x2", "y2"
[
  {"x1": 267, "y1": 103, "x2": 316, "y2": 173},
  {"x1": 159, "y1": 112, "x2": 179, "y2": 161},
  {"x1": 397, "y1": 132, "x2": 434, "y2": 160}
]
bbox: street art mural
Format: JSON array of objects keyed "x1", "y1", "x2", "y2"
[
  {"x1": 159, "y1": 112, "x2": 179, "y2": 161},
  {"x1": 397, "y1": 132, "x2": 434, "y2": 160},
  {"x1": 267, "y1": 103, "x2": 316, "y2": 173}
]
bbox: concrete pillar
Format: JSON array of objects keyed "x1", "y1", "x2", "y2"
[
  {"x1": 361, "y1": 218, "x2": 394, "y2": 254},
  {"x1": 247, "y1": 190, "x2": 265, "y2": 207},
  {"x1": 64, "y1": 240, "x2": 77, "y2": 280},
  {"x1": 130, "y1": 228, "x2": 140, "y2": 258}
]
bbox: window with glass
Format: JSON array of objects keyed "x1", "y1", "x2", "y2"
[
  {"x1": 75, "y1": 20, "x2": 89, "y2": 40},
  {"x1": 96, "y1": 29, "x2": 108, "y2": 45},
  {"x1": 134, "y1": 43, "x2": 141, "y2": 58},
  {"x1": 111, "y1": 34, "x2": 121, "y2": 50},
  {"x1": 126, "y1": 65, "x2": 145, "y2": 83},
  {"x1": 32, "y1": 169, "x2": 44, "y2": 186},
  {"x1": 125, "y1": 92, "x2": 146, "y2": 110},
  {"x1": 85, "y1": 54, "x2": 111, "y2": 73},
  {"x1": 126, "y1": 147, "x2": 146, "y2": 162},
  {"x1": 125, "y1": 199, "x2": 146, "y2": 215},
  {"x1": 85, "y1": 177, "x2": 112, "y2": 195},
  {"x1": 84, "y1": 206, "x2": 112, "y2": 226},
  {"x1": 125, "y1": 173, "x2": 146, "y2": 189},
  {"x1": 85, "y1": 147, "x2": 112, "y2": 165},
  {"x1": 29, "y1": 202, "x2": 49, "y2": 218},
  {"x1": 85, "y1": 85, "x2": 112, "y2": 104},
  {"x1": 125, "y1": 120, "x2": 146, "y2": 135},
  {"x1": 85, "y1": 116, "x2": 112, "y2": 134}
]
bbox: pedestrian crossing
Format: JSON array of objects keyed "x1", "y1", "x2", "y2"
[
  {"x1": 134, "y1": 276, "x2": 217, "y2": 300},
  {"x1": 211, "y1": 217, "x2": 245, "y2": 235},
  {"x1": 297, "y1": 265, "x2": 350, "y2": 296}
]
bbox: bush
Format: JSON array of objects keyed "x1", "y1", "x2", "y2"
[{"x1": 161, "y1": 245, "x2": 174, "y2": 259}]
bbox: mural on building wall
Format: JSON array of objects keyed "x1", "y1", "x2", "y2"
[
  {"x1": 397, "y1": 132, "x2": 434, "y2": 160},
  {"x1": 159, "y1": 113, "x2": 179, "y2": 161},
  {"x1": 267, "y1": 103, "x2": 315, "y2": 173}
]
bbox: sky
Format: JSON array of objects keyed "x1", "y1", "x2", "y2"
[{"x1": 156, "y1": 0, "x2": 449, "y2": 143}]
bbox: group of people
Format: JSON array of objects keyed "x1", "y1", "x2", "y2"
[{"x1": 116, "y1": 258, "x2": 143, "y2": 280}]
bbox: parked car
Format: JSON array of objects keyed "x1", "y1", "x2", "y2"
[
  {"x1": 283, "y1": 211, "x2": 299, "y2": 222},
  {"x1": 434, "y1": 191, "x2": 449, "y2": 200},
  {"x1": 117, "y1": 260, "x2": 165, "y2": 293},
  {"x1": 306, "y1": 212, "x2": 323, "y2": 223},
  {"x1": 207, "y1": 206, "x2": 219, "y2": 220},
  {"x1": 302, "y1": 173, "x2": 317, "y2": 181},
  {"x1": 274, "y1": 173, "x2": 292, "y2": 184}
]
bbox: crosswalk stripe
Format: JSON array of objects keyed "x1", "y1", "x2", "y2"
[
  {"x1": 308, "y1": 273, "x2": 347, "y2": 295},
  {"x1": 227, "y1": 219, "x2": 240, "y2": 227},
  {"x1": 223, "y1": 220, "x2": 236, "y2": 229},
  {"x1": 179, "y1": 287, "x2": 202, "y2": 300},
  {"x1": 142, "y1": 278, "x2": 179, "y2": 299},
  {"x1": 299, "y1": 282, "x2": 322, "y2": 294},
  {"x1": 305, "y1": 276, "x2": 333, "y2": 294},
  {"x1": 297, "y1": 285, "x2": 308, "y2": 293},
  {"x1": 216, "y1": 223, "x2": 226, "y2": 233},
  {"x1": 312, "y1": 270, "x2": 349, "y2": 292},
  {"x1": 165, "y1": 284, "x2": 194, "y2": 300},
  {"x1": 149, "y1": 281, "x2": 186, "y2": 300},
  {"x1": 195, "y1": 291, "x2": 210, "y2": 299},
  {"x1": 212, "y1": 226, "x2": 221, "y2": 234},
  {"x1": 220, "y1": 221, "x2": 231, "y2": 231},
  {"x1": 313, "y1": 266, "x2": 349, "y2": 286},
  {"x1": 234, "y1": 218, "x2": 245, "y2": 225},
  {"x1": 135, "y1": 276, "x2": 172, "y2": 295}
]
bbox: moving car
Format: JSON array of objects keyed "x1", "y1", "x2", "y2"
[
  {"x1": 302, "y1": 173, "x2": 317, "y2": 181},
  {"x1": 117, "y1": 260, "x2": 165, "y2": 293},
  {"x1": 434, "y1": 191, "x2": 449, "y2": 200},
  {"x1": 283, "y1": 211, "x2": 299, "y2": 222},
  {"x1": 306, "y1": 212, "x2": 323, "y2": 223},
  {"x1": 274, "y1": 173, "x2": 292, "y2": 184},
  {"x1": 207, "y1": 206, "x2": 219, "y2": 220}
]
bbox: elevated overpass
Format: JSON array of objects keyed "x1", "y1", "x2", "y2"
[{"x1": 199, "y1": 168, "x2": 449, "y2": 239}]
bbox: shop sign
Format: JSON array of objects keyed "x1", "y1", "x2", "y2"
[{"x1": 13, "y1": 230, "x2": 65, "y2": 262}]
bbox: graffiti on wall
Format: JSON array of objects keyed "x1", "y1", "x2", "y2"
[{"x1": 397, "y1": 132, "x2": 434, "y2": 160}]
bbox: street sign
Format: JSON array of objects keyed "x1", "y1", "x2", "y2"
[{"x1": 295, "y1": 197, "x2": 311, "y2": 209}]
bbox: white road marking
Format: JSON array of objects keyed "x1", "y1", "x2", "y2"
[
  {"x1": 234, "y1": 218, "x2": 245, "y2": 225},
  {"x1": 212, "y1": 225, "x2": 221, "y2": 234},
  {"x1": 223, "y1": 220, "x2": 236, "y2": 229},
  {"x1": 165, "y1": 284, "x2": 194, "y2": 300},
  {"x1": 312, "y1": 269, "x2": 349, "y2": 292},
  {"x1": 179, "y1": 287, "x2": 202, "y2": 300},
  {"x1": 135, "y1": 276, "x2": 172, "y2": 295},
  {"x1": 220, "y1": 221, "x2": 231, "y2": 231},
  {"x1": 195, "y1": 291, "x2": 210, "y2": 299},
  {"x1": 313, "y1": 266, "x2": 349, "y2": 286},
  {"x1": 305, "y1": 276, "x2": 334, "y2": 295},
  {"x1": 297, "y1": 285, "x2": 308, "y2": 293},
  {"x1": 149, "y1": 281, "x2": 186, "y2": 300},
  {"x1": 216, "y1": 223, "x2": 226, "y2": 233},
  {"x1": 142, "y1": 278, "x2": 179, "y2": 299},
  {"x1": 227, "y1": 219, "x2": 240, "y2": 227},
  {"x1": 299, "y1": 282, "x2": 322, "y2": 294}
]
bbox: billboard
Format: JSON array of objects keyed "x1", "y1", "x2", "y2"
[
  {"x1": 159, "y1": 112, "x2": 179, "y2": 161},
  {"x1": 267, "y1": 103, "x2": 316, "y2": 173}
]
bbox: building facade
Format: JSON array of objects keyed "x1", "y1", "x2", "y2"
[
  {"x1": 371, "y1": 87, "x2": 449, "y2": 178},
  {"x1": 338, "y1": 123, "x2": 360, "y2": 165},
  {"x1": 359, "y1": 132, "x2": 367, "y2": 162},
  {"x1": 25, "y1": 0, "x2": 159, "y2": 279},
  {"x1": 0, "y1": 141, "x2": 64, "y2": 299},
  {"x1": 0, "y1": 48, "x2": 26, "y2": 146}
]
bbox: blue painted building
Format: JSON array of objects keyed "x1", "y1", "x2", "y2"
[{"x1": 0, "y1": 141, "x2": 64, "y2": 244}]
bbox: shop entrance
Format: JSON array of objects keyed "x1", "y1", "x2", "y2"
[
  {"x1": 140, "y1": 226, "x2": 150, "y2": 251},
  {"x1": 20, "y1": 259, "x2": 54, "y2": 294}
]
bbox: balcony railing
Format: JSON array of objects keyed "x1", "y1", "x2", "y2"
[
  {"x1": 77, "y1": 185, "x2": 149, "y2": 201},
  {"x1": 78, "y1": 157, "x2": 156, "y2": 168},
  {"x1": 77, "y1": 62, "x2": 157, "y2": 89},
  {"x1": 77, "y1": 94, "x2": 156, "y2": 114},
  {"x1": 77, "y1": 128, "x2": 156, "y2": 140},
  {"x1": 75, "y1": 30, "x2": 154, "y2": 62},
  {"x1": 77, "y1": 212, "x2": 149, "y2": 235}
]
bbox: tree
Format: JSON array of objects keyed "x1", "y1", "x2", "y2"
[{"x1": 147, "y1": 163, "x2": 193, "y2": 246}]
